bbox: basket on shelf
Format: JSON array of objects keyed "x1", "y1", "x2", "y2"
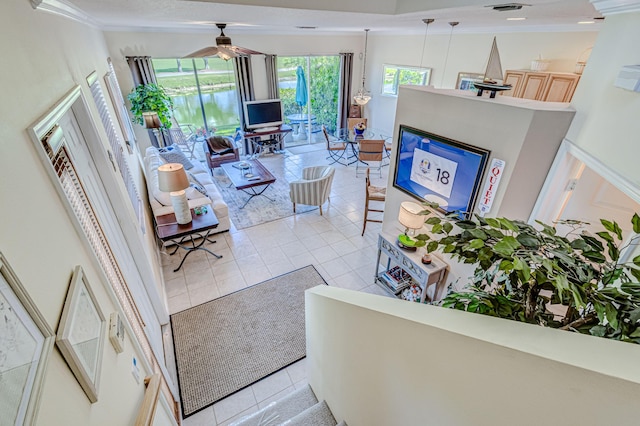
[
  {"x1": 575, "y1": 47, "x2": 593, "y2": 75},
  {"x1": 531, "y1": 54, "x2": 550, "y2": 72}
]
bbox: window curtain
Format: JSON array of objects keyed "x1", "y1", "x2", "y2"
[
  {"x1": 126, "y1": 56, "x2": 157, "y2": 87},
  {"x1": 265, "y1": 55, "x2": 280, "y2": 99},
  {"x1": 338, "y1": 53, "x2": 354, "y2": 130},
  {"x1": 233, "y1": 55, "x2": 255, "y2": 131}
]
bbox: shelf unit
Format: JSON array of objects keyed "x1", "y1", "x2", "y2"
[
  {"x1": 375, "y1": 232, "x2": 448, "y2": 303},
  {"x1": 501, "y1": 70, "x2": 581, "y2": 102}
]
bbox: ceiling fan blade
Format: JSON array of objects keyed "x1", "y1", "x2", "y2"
[
  {"x1": 230, "y1": 46, "x2": 264, "y2": 56},
  {"x1": 217, "y1": 46, "x2": 239, "y2": 59},
  {"x1": 183, "y1": 46, "x2": 219, "y2": 58}
]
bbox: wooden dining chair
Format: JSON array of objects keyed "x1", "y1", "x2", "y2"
[
  {"x1": 362, "y1": 168, "x2": 386, "y2": 236},
  {"x1": 356, "y1": 139, "x2": 385, "y2": 177}
]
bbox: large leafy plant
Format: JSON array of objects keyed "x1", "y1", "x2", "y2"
[
  {"x1": 414, "y1": 208, "x2": 640, "y2": 343},
  {"x1": 127, "y1": 83, "x2": 174, "y2": 128}
]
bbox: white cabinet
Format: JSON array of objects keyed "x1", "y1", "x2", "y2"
[{"x1": 375, "y1": 233, "x2": 448, "y2": 303}]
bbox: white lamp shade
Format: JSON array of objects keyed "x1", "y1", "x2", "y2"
[
  {"x1": 398, "y1": 201, "x2": 424, "y2": 230},
  {"x1": 158, "y1": 163, "x2": 190, "y2": 192}
]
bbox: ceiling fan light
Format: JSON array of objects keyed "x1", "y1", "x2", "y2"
[{"x1": 217, "y1": 46, "x2": 237, "y2": 61}]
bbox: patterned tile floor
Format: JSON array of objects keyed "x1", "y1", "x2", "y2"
[{"x1": 163, "y1": 143, "x2": 392, "y2": 425}]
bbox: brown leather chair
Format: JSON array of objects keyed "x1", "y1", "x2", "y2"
[{"x1": 204, "y1": 135, "x2": 240, "y2": 171}]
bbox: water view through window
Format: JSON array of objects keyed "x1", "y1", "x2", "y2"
[{"x1": 152, "y1": 58, "x2": 240, "y2": 136}]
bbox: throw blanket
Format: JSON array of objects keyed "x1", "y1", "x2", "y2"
[{"x1": 207, "y1": 136, "x2": 234, "y2": 155}]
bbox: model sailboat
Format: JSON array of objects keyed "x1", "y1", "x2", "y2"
[{"x1": 474, "y1": 37, "x2": 512, "y2": 98}]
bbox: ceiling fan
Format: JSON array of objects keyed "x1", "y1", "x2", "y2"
[{"x1": 183, "y1": 23, "x2": 263, "y2": 60}]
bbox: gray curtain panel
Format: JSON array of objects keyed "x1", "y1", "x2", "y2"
[
  {"x1": 338, "y1": 53, "x2": 354, "y2": 130},
  {"x1": 233, "y1": 56, "x2": 255, "y2": 132},
  {"x1": 126, "y1": 56, "x2": 157, "y2": 86},
  {"x1": 265, "y1": 55, "x2": 280, "y2": 100}
]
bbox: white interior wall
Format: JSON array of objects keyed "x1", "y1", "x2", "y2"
[
  {"x1": 366, "y1": 31, "x2": 597, "y2": 134},
  {"x1": 307, "y1": 286, "x2": 640, "y2": 426},
  {"x1": 0, "y1": 3, "x2": 159, "y2": 425},
  {"x1": 566, "y1": 11, "x2": 640, "y2": 190}
]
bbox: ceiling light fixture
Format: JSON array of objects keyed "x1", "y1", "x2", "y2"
[
  {"x1": 419, "y1": 18, "x2": 435, "y2": 69},
  {"x1": 507, "y1": 17, "x2": 526, "y2": 20},
  {"x1": 183, "y1": 23, "x2": 263, "y2": 61},
  {"x1": 578, "y1": 20, "x2": 595, "y2": 24},
  {"x1": 354, "y1": 28, "x2": 372, "y2": 106},
  {"x1": 441, "y1": 22, "x2": 459, "y2": 87}
]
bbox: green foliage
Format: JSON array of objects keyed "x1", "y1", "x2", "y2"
[
  {"x1": 417, "y1": 210, "x2": 640, "y2": 344},
  {"x1": 127, "y1": 83, "x2": 174, "y2": 128}
]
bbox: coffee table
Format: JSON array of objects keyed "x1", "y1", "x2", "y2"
[
  {"x1": 156, "y1": 206, "x2": 222, "y2": 272},
  {"x1": 220, "y1": 159, "x2": 277, "y2": 208}
]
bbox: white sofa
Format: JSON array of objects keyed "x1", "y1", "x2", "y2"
[{"x1": 143, "y1": 145, "x2": 230, "y2": 234}]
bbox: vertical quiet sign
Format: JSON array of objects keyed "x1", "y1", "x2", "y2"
[{"x1": 478, "y1": 158, "x2": 506, "y2": 215}]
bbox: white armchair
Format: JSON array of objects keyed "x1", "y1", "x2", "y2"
[{"x1": 289, "y1": 166, "x2": 335, "y2": 215}]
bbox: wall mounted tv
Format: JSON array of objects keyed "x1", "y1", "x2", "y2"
[
  {"x1": 393, "y1": 125, "x2": 490, "y2": 218},
  {"x1": 243, "y1": 99, "x2": 283, "y2": 130}
]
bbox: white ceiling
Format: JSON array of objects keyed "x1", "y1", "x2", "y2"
[{"x1": 54, "y1": 0, "x2": 604, "y2": 35}]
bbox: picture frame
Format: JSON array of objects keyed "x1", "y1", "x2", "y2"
[
  {"x1": 456, "y1": 72, "x2": 485, "y2": 92},
  {"x1": 56, "y1": 265, "x2": 106, "y2": 403},
  {"x1": 0, "y1": 251, "x2": 55, "y2": 425}
]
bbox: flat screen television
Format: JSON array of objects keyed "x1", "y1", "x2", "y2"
[
  {"x1": 393, "y1": 125, "x2": 490, "y2": 219},
  {"x1": 243, "y1": 99, "x2": 283, "y2": 130}
]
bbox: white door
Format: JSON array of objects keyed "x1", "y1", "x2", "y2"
[{"x1": 57, "y1": 110, "x2": 165, "y2": 360}]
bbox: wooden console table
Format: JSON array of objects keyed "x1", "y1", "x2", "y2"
[{"x1": 375, "y1": 232, "x2": 448, "y2": 303}]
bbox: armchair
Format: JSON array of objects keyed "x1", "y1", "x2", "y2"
[
  {"x1": 289, "y1": 166, "x2": 335, "y2": 215},
  {"x1": 204, "y1": 135, "x2": 240, "y2": 171}
]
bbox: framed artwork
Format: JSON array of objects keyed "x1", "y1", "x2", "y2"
[
  {"x1": 56, "y1": 265, "x2": 105, "y2": 403},
  {"x1": 456, "y1": 72, "x2": 485, "y2": 92},
  {"x1": 0, "y1": 252, "x2": 55, "y2": 425}
]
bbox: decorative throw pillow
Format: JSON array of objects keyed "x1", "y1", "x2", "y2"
[{"x1": 158, "y1": 144, "x2": 194, "y2": 170}]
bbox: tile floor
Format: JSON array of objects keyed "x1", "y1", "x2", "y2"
[{"x1": 162, "y1": 143, "x2": 392, "y2": 426}]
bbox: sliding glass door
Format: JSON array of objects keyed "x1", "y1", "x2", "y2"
[
  {"x1": 277, "y1": 55, "x2": 340, "y2": 146},
  {"x1": 152, "y1": 58, "x2": 240, "y2": 137}
]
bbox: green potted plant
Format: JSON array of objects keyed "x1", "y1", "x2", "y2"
[
  {"x1": 127, "y1": 83, "x2": 174, "y2": 128},
  {"x1": 413, "y1": 206, "x2": 640, "y2": 344}
]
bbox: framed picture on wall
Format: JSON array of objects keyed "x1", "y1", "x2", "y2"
[
  {"x1": 56, "y1": 265, "x2": 106, "y2": 403},
  {"x1": 0, "y1": 252, "x2": 55, "y2": 425},
  {"x1": 456, "y1": 72, "x2": 485, "y2": 92}
]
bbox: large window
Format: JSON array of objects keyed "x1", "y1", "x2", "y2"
[
  {"x1": 277, "y1": 55, "x2": 340, "y2": 144},
  {"x1": 152, "y1": 58, "x2": 240, "y2": 136},
  {"x1": 382, "y1": 64, "x2": 432, "y2": 96}
]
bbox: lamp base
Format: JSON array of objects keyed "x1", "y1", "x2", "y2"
[
  {"x1": 397, "y1": 234, "x2": 418, "y2": 251},
  {"x1": 170, "y1": 190, "x2": 192, "y2": 225}
]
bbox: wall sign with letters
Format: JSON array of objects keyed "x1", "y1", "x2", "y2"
[{"x1": 477, "y1": 158, "x2": 506, "y2": 215}]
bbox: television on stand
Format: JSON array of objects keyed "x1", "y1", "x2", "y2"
[
  {"x1": 393, "y1": 125, "x2": 490, "y2": 219},
  {"x1": 243, "y1": 99, "x2": 283, "y2": 132}
]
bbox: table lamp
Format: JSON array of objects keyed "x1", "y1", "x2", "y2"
[
  {"x1": 397, "y1": 201, "x2": 424, "y2": 251},
  {"x1": 158, "y1": 163, "x2": 192, "y2": 225}
]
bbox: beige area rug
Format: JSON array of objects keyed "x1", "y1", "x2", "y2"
[
  {"x1": 170, "y1": 265, "x2": 327, "y2": 417},
  {"x1": 211, "y1": 153, "x2": 317, "y2": 230}
]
